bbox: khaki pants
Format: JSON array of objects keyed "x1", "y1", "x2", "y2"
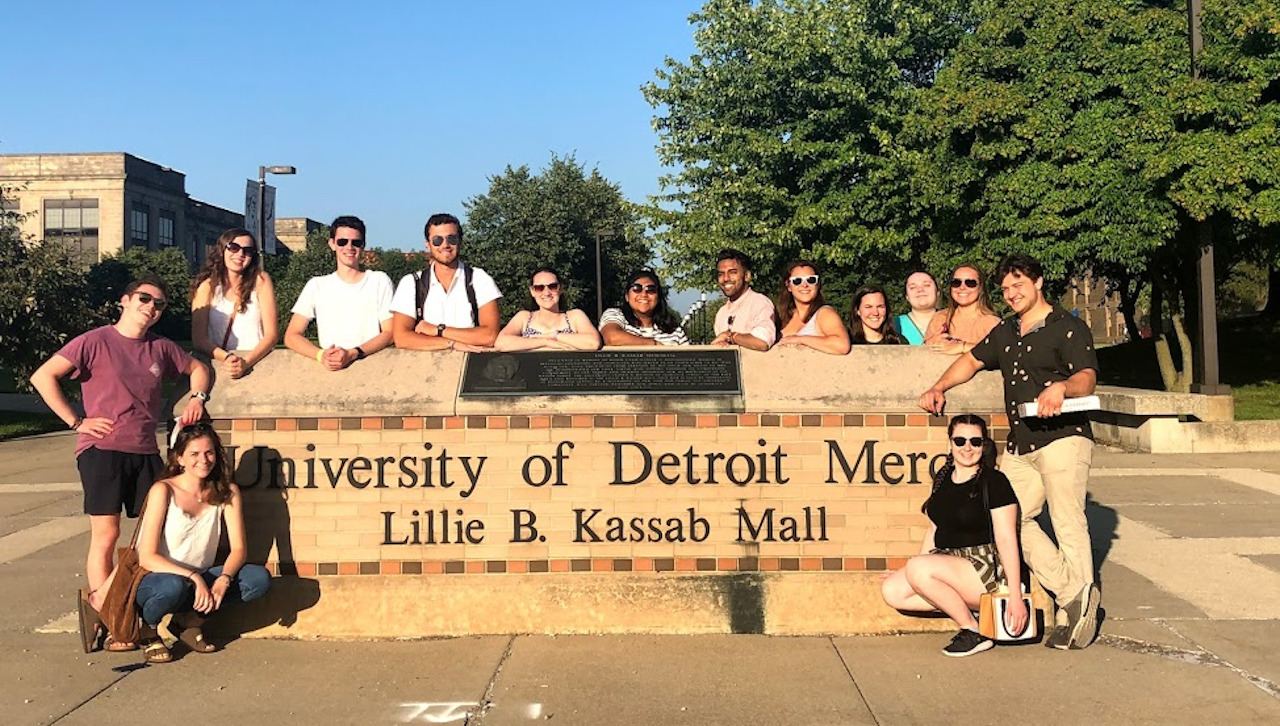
[{"x1": 1000, "y1": 436, "x2": 1094, "y2": 607}]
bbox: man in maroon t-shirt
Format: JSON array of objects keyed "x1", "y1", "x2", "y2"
[{"x1": 30, "y1": 275, "x2": 211, "y2": 645}]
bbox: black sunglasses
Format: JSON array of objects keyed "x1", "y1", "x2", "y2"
[
  {"x1": 430, "y1": 234, "x2": 461, "y2": 247},
  {"x1": 790, "y1": 275, "x2": 819, "y2": 286},
  {"x1": 335, "y1": 237, "x2": 366, "y2": 248},
  {"x1": 951, "y1": 436, "x2": 985, "y2": 448},
  {"x1": 225, "y1": 241, "x2": 257, "y2": 256},
  {"x1": 182, "y1": 421, "x2": 215, "y2": 434},
  {"x1": 531, "y1": 282, "x2": 561, "y2": 292},
  {"x1": 951, "y1": 278, "x2": 979, "y2": 289},
  {"x1": 135, "y1": 292, "x2": 168, "y2": 310},
  {"x1": 630, "y1": 283, "x2": 659, "y2": 294}
]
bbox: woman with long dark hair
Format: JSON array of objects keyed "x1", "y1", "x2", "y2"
[
  {"x1": 190, "y1": 228, "x2": 279, "y2": 379},
  {"x1": 881, "y1": 414, "x2": 1026, "y2": 657},
  {"x1": 130, "y1": 424, "x2": 271, "y2": 663},
  {"x1": 848, "y1": 285, "x2": 903, "y2": 345},
  {"x1": 599, "y1": 269, "x2": 689, "y2": 346},
  {"x1": 924, "y1": 263, "x2": 999, "y2": 355},
  {"x1": 494, "y1": 267, "x2": 600, "y2": 350},
  {"x1": 774, "y1": 261, "x2": 850, "y2": 354}
]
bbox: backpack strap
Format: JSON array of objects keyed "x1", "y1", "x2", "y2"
[
  {"x1": 464, "y1": 264, "x2": 478, "y2": 327},
  {"x1": 414, "y1": 268, "x2": 430, "y2": 324}
]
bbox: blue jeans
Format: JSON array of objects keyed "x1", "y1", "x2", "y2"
[{"x1": 135, "y1": 564, "x2": 271, "y2": 626}]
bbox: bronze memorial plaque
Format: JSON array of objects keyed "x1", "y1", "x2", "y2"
[{"x1": 459, "y1": 350, "x2": 742, "y2": 396}]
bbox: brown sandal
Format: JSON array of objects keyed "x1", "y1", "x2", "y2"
[
  {"x1": 178, "y1": 626, "x2": 218, "y2": 653},
  {"x1": 76, "y1": 589, "x2": 104, "y2": 654},
  {"x1": 143, "y1": 639, "x2": 172, "y2": 664}
]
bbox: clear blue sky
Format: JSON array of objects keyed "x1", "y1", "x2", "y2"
[{"x1": 4, "y1": 1, "x2": 702, "y2": 258}]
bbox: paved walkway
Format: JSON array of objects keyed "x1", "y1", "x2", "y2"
[{"x1": 1, "y1": 433, "x2": 1278, "y2": 724}]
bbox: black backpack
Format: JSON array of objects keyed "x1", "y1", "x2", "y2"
[{"x1": 415, "y1": 263, "x2": 479, "y2": 326}]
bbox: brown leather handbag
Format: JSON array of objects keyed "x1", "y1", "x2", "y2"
[{"x1": 98, "y1": 497, "x2": 152, "y2": 644}]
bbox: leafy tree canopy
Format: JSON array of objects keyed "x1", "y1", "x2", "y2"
[{"x1": 463, "y1": 154, "x2": 652, "y2": 322}]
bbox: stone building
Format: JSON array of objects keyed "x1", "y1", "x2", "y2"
[
  {"x1": 1063, "y1": 276, "x2": 1128, "y2": 345},
  {"x1": 0, "y1": 152, "x2": 244, "y2": 267},
  {"x1": 274, "y1": 217, "x2": 323, "y2": 253}
]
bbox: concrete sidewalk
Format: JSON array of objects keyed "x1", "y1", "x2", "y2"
[{"x1": 1, "y1": 434, "x2": 1278, "y2": 724}]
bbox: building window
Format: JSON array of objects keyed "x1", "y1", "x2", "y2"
[
  {"x1": 158, "y1": 211, "x2": 175, "y2": 247},
  {"x1": 1, "y1": 198, "x2": 18, "y2": 233},
  {"x1": 44, "y1": 199, "x2": 100, "y2": 267},
  {"x1": 131, "y1": 203, "x2": 149, "y2": 245}
]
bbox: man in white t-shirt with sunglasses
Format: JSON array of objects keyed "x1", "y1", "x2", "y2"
[{"x1": 285, "y1": 215, "x2": 394, "y2": 370}]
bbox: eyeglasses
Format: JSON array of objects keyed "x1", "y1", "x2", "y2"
[
  {"x1": 951, "y1": 436, "x2": 985, "y2": 448},
  {"x1": 181, "y1": 421, "x2": 215, "y2": 434},
  {"x1": 790, "y1": 275, "x2": 819, "y2": 286},
  {"x1": 630, "y1": 283, "x2": 659, "y2": 294},
  {"x1": 135, "y1": 292, "x2": 168, "y2": 310},
  {"x1": 335, "y1": 238, "x2": 366, "y2": 249},
  {"x1": 951, "y1": 278, "x2": 979, "y2": 289},
  {"x1": 531, "y1": 282, "x2": 561, "y2": 292},
  {"x1": 727, "y1": 315, "x2": 735, "y2": 326},
  {"x1": 225, "y1": 241, "x2": 257, "y2": 257},
  {"x1": 430, "y1": 234, "x2": 461, "y2": 247}
]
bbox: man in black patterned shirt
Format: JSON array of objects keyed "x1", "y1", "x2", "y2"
[{"x1": 919, "y1": 254, "x2": 1101, "y2": 650}]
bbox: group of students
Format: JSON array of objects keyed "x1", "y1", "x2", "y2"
[
  {"x1": 161, "y1": 212, "x2": 1017, "y2": 376},
  {"x1": 30, "y1": 204, "x2": 1100, "y2": 662}
]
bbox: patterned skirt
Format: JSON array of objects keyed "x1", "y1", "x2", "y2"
[{"x1": 931, "y1": 543, "x2": 1004, "y2": 593}]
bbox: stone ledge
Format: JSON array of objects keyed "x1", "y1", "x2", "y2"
[{"x1": 212, "y1": 573, "x2": 970, "y2": 638}]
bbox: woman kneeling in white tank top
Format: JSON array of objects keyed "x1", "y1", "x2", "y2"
[{"x1": 134, "y1": 423, "x2": 271, "y2": 663}]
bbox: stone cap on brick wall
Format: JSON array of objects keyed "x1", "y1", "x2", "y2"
[{"x1": 202, "y1": 347, "x2": 1227, "y2": 420}]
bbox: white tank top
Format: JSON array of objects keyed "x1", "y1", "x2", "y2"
[
  {"x1": 208, "y1": 285, "x2": 263, "y2": 351},
  {"x1": 156, "y1": 497, "x2": 223, "y2": 571},
  {"x1": 795, "y1": 306, "x2": 832, "y2": 336}
]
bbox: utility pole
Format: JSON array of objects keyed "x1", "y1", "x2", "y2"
[{"x1": 1187, "y1": 0, "x2": 1228, "y2": 394}]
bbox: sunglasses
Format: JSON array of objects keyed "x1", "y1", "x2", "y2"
[
  {"x1": 335, "y1": 238, "x2": 366, "y2": 249},
  {"x1": 951, "y1": 436, "x2": 985, "y2": 448},
  {"x1": 225, "y1": 241, "x2": 257, "y2": 257},
  {"x1": 135, "y1": 292, "x2": 168, "y2": 310},
  {"x1": 790, "y1": 275, "x2": 819, "y2": 286},
  {"x1": 430, "y1": 234, "x2": 461, "y2": 247},
  {"x1": 181, "y1": 421, "x2": 215, "y2": 434},
  {"x1": 951, "y1": 278, "x2": 979, "y2": 289},
  {"x1": 531, "y1": 282, "x2": 561, "y2": 292},
  {"x1": 630, "y1": 283, "x2": 659, "y2": 294}
]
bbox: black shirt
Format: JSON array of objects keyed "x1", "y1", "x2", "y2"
[
  {"x1": 927, "y1": 468, "x2": 1019, "y2": 549},
  {"x1": 971, "y1": 307, "x2": 1099, "y2": 455}
]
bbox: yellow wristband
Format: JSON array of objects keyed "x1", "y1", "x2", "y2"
[{"x1": 315, "y1": 349, "x2": 324, "y2": 363}]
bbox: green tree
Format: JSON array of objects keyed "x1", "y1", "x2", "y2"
[
  {"x1": 86, "y1": 247, "x2": 193, "y2": 342},
  {"x1": 0, "y1": 187, "x2": 93, "y2": 391},
  {"x1": 910, "y1": 0, "x2": 1280, "y2": 388},
  {"x1": 463, "y1": 154, "x2": 652, "y2": 322},
  {"x1": 271, "y1": 227, "x2": 338, "y2": 338},
  {"x1": 644, "y1": 0, "x2": 975, "y2": 292}
]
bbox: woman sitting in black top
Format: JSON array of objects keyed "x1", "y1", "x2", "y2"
[{"x1": 881, "y1": 414, "x2": 1027, "y2": 657}]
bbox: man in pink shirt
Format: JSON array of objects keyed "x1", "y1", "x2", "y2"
[
  {"x1": 711, "y1": 248, "x2": 776, "y2": 351},
  {"x1": 30, "y1": 275, "x2": 210, "y2": 647}
]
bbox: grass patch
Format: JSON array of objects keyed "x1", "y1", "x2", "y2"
[
  {"x1": 0, "y1": 411, "x2": 65, "y2": 441},
  {"x1": 1232, "y1": 382, "x2": 1280, "y2": 421}
]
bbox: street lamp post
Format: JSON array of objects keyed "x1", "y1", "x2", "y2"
[
  {"x1": 699, "y1": 292, "x2": 708, "y2": 344},
  {"x1": 257, "y1": 165, "x2": 297, "y2": 255},
  {"x1": 592, "y1": 229, "x2": 616, "y2": 321}
]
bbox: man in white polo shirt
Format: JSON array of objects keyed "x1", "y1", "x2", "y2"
[
  {"x1": 391, "y1": 213, "x2": 502, "y2": 351},
  {"x1": 285, "y1": 215, "x2": 395, "y2": 370}
]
